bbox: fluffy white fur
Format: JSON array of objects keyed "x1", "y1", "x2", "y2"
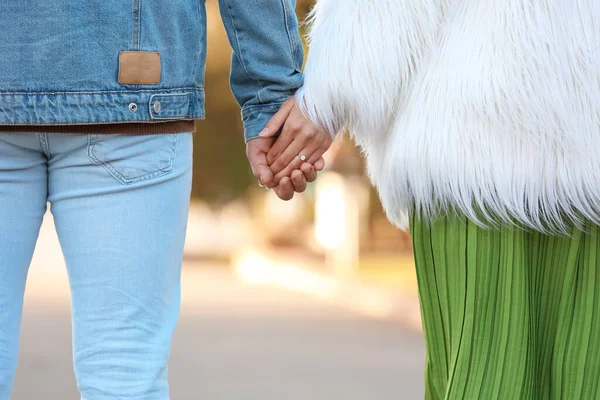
[{"x1": 296, "y1": 0, "x2": 600, "y2": 234}]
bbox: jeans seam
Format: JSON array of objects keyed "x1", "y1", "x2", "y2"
[{"x1": 37, "y1": 133, "x2": 51, "y2": 158}]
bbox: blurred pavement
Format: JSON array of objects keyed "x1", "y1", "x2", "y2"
[{"x1": 11, "y1": 211, "x2": 425, "y2": 399}]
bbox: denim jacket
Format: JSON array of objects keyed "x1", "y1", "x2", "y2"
[{"x1": 0, "y1": 0, "x2": 304, "y2": 142}]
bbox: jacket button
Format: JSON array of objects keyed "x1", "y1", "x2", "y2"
[
  {"x1": 152, "y1": 101, "x2": 162, "y2": 114},
  {"x1": 128, "y1": 102, "x2": 138, "y2": 112}
]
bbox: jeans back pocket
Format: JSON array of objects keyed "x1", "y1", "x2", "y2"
[{"x1": 87, "y1": 133, "x2": 178, "y2": 185}]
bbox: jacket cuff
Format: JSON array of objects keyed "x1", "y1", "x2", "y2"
[{"x1": 241, "y1": 103, "x2": 286, "y2": 143}]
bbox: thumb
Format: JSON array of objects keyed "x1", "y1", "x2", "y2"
[
  {"x1": 258, "y1": 98, "x2": 295, "y2": 138},
  {"x1": 247, "y1": 141, "x2": 275, "y2": 188},
  {"x1": 254, "y1": 164, "x2": 274, "y2": 188}
]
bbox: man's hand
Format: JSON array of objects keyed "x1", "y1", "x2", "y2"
[
  {"x1": 246, "y1": 137, "x2": 276, "y2": 188},
  {"x1": 259, "y1": 97, "x2": 333, "y2": 186},
  {"x1": 246, "y1": 137, "x2": 325, "y2": 201}
]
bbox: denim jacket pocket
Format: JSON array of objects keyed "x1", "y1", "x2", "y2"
[{"x1": 87, "y1": 133, "x2": 178, "y2": 185}]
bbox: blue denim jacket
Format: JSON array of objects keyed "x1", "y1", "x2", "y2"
[{"x1": 0, "y1": 0, "x2": 304, "y2": 142}]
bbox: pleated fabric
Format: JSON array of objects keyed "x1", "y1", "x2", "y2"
[{"x1": 409, "y1": 210, "x2": 600, "y2": 400}]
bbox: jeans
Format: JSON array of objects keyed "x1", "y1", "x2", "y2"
[{"x1": 0, "y1": 131, "x2": 194, "y2": 399}]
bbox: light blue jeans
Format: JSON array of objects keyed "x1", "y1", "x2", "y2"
[{"x1": 0, "y1": 131, "x2": 194, "y2": 400}]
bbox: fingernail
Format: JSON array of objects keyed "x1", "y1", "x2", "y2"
[
  {"x1": 259, "y1": 128, "x2": 269, "y2": 137},
  {"x1": 258, "y1": 177, "x2": 264, "y2": 187}
]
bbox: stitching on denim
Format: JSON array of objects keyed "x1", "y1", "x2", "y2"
[
  {"x1": 87, "y1": 134, "x2": 101, "y2": 166},
  {"x1": 43, "y1": 133, "x2": 52, "y2": 158},
  {"x1": 170, "y1": 133, "x2": 179, "y2": 175},
  {"x1": 191, "y1": 0, "x2": 204, "y2": 87},
  {"x1": 87, "y1": 134, "x2": 178, "y2": 185},
  {"x1": 281, "y1": 0, "x2": 303, "y2": 73},
  {"x1": 0, "y1": 89, "x2": 205, "y2": 124},
  {"x1": 131, "y1": 0, "x2": 135, "y2": 48},
  {"x1": 132, "y1": 0, "x2": 141, "y2": 50},
  {"x1": 281, "y1": 0, "x2": 304, "y2": 73},
  {"x1": 149, "y1": 93, "x2": 192, "y2": 100},
  {"x1": 149, "y1": 93, "x2": 192, "y2": 120},
  {"x1": 223, "y1": 0, "x2": 265, "y2": 102},
  {"x1": 6, "y1": 119, "x2": 197, "y2": 127},
  {"x1": 242, "y1": 102, "x2": 286, "y2": 112},
  {"x1": 242, "y1": 102, "x2": 286, "y2": 119},
  {"x1": 280, "y1": 0, "x2": 297, "y2": 54},
  {"x1": 137, "y1": 0, "x2": 142, "y2": 50},
  {"x1": 0, "y1": 87, "x2": 204, "y2": 96},
  {"x1": 37, "y1": 133, "x2": 51, "y2": 158}
]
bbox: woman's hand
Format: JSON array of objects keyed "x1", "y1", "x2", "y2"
[{"x1": 259, "y1": 97, "x2": 332, "y2": 186}]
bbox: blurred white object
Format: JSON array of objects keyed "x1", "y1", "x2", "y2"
[
  {"x1": 263, "y1": 189, "x2": 305, "y2": 225},
  {"x1": 314, "y1": 173, "x2": 346, "y2": 250},
  {"x1": 314, "y1": 172, "x2": 364, "y2": 277},
  {"x1": 184, "y1": 200, "x2": 252, "y2": 258}
]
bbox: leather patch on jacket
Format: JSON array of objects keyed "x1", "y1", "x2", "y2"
[{"x1": 118, "y1": 51, "x2": 161, "y2": 84}]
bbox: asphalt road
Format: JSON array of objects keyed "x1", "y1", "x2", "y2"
[{"x1": 10, "y1": 215, "x2": 426, "y2": 400}]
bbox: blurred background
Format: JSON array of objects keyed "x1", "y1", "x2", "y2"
[{"x1": 13, "y1": 1, "x2": 425, "y2": 399}]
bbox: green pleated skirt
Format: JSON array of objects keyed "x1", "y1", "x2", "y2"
[{"x1": 409, "y1": 211, "x2": 600, "y2": 400}]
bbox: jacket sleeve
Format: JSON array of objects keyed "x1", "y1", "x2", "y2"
[{"x1": 218, "y1": 0, "x2": 305, "y2": 142}]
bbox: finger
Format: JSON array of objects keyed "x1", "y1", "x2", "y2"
[
  {"x1": 268, "y1": 137, "x2": 308, "y2": 176},
  {"x1": 305, "y1": 142, "x2": 331, "y2": 166},
  {"x1": 314, "y1": 157, "x2": 325, "y2": 171},
  {"x1": 300, "y1": 163, "x2": 317, "y2": 183},
  {"x1": 271, "y1": 137, "x2": 323, "y2": 184},
  {"x1": 259, "y1": 99, "x2": 295, "y2": 138},
  {"x1": 266, "y1": 123, "x2": 297, "y2": 166},
  {"x1": 274, "y1": 177, "x2": 294, "y2": 201},
  {"x1": 254, "y1": 164, "x2": 275, "y2": 189},
  {"x1": 246, "y1": 142, "x2": 275, "y2": 188},
  {"x1": 272, "y1": 140, "x2": 322, "y2": 184},
  {"x1": 291, "y1": 170, "x2": 308, "y2": 193},
  {"x1": 272, "y1": 155, "x2": 305, "y2": 186}
]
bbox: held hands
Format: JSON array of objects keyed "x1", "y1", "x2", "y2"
[{"x1": 246, "y1": 97, "x2": 333, "y2": 200}]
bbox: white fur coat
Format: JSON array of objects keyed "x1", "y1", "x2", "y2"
[{"x1": 296, "y1": 0, "x2": 600, "y2": 234}]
